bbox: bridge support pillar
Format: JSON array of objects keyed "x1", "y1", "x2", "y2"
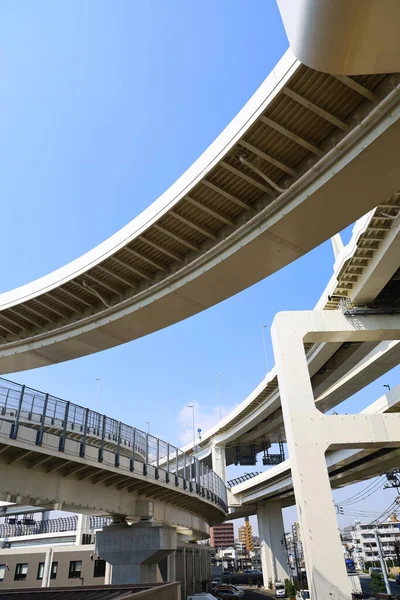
[
  {"x1": 257, "y1": 502, "x2": 288, "y2": 585},
  {"x1": 271, "y1": 310, "x2": 400, "y2": 600},
  {"x1": 96, "y1": 518, "x2": 177, "y2": 584},
  {"x1": 211, "y1": 443, "x2": 226, "y2": 484}
]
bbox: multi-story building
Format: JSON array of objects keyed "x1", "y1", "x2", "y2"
[
  {"x1": 210, "y1": 522, "x2": 234, "y2": 549},
  {"x1": 238, "y1": 517, "x2": 254, "y2": 553},
  {"x1": 0, "y1": 512, "x2": 211, "y2": 598},
  {"x1": 351, "y1": 519, "x2": 400, "y2": 570}
]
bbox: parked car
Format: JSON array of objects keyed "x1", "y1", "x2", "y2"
[
  {"x1": 369, "y1": 567, "x2": 383, "y2": 576},
  {"x1": 212, "y1": 579, "x2": 222, "y2": 592},
  {"x1": 275, "y1": 582, "x2": 286, "y2": 598},
  {"x1": 214, "y1": 588, "x2": 242, "y2": 599},
  {"x1": 216, "y1": 585, "x2": 245, "y2": 598},
  {"x1": 396, "y1": 573, "x2": 400, "y2": 585}
]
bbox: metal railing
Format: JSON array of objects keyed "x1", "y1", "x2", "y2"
[
  {"x1": 0, "y1": 378, "x2": 227, "y2": 512},
  {"x1": 0, "y1": 516, "x2": 112, "y2": 539}
]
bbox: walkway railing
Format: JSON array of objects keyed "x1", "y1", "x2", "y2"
[
  {"x1": 0, "y1": 378, "x2": 227, "y2": 512},
  {"x1": 0, "y1": 516, "x2": 111, "y2": 539}
]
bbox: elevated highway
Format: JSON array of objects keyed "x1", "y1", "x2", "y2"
[
  {"x1": 1, "y1": 51, "x2": 400, "y2": 373},
  {"x1": 229, "y1": 384, "x2": 400, "y2": 513},
  {"x1": 179, "y1": 203, "x2": 400, "y2": 467},
  {"x1": 0, "y1": 378, "x2": 227, "y2": 540}
]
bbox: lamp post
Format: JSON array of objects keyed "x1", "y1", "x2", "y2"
[
  {"x1": 95, "y1": 378, "x2": 100, "y2": 412},
  {"x1": 261, "y1": 325, "x2": 269, "y2": 373},
  {"x1": 217, "y1": 374, "x2": 222, "y2": 421},
  {"x1": 187, "y1": 404, "x2": 196, "y2": 450}
]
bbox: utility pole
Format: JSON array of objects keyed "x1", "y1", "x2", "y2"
[
  {"x1": 374, "y1": 529, "x2": 391, "y2": 595},
  {"x1": 292, "y1": 524, "x2": 302, "y2": 588},
  {"x1": 261, "y1": 325, "x2": 269, "y2": 374},
  {"x1": 217, "y1": 374, "x2": 222, "y2": 421},
  {"x1": 281, "y1": 533, "x2": 292, "y2": 581}
]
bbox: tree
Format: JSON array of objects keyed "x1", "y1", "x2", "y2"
[
  {"x1": 285, "y1": 579, "x2": 296, "y2": 600},
  {"x1": 370, "y1": 572, "x2": 386, "y2": 594}
]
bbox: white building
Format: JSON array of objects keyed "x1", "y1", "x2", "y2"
[{"x1": 351, "y1": 520, "x2": 400, "y2": 570}]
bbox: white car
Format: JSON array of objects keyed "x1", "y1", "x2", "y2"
[{"x1": 275, "y1": 582, "x2": 286, "y2": 598}]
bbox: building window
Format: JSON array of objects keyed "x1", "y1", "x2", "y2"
[
  {"x1": 50, "y1": 562, "x2": 58, "y2": 580},
  {"x1": 0, "y1": 565, "x2": 5, "y2": 581},
  {"x1": 93, "y1": 559, "x2": 106, "y2": 578},
  {"x1": 14, "y1": 564, "x2": 28, "y2": 581},
  {"x1": 68, "y1": 561, "x2": 82, "y2": 579},
  {"x1": 37, "y1": 563, "x2": 45, "y2": 580}
]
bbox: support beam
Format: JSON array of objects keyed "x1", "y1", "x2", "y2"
[
  {"x1": 169, "y1": 211, "x2": 217, "y2": 240},
  {"x1": 59, "y1": 285, "x2": 93, "y2": 308},
  {"x1": 8, "y1": 308, "x2": 42, "y2": 329},
  {"x1": 97, "y1": 264, "x2": 137, "y2": 288},
  {"x1": 84, "y1": 273, "x2": 121, "y2": 296},
  {"x1": 153, "y1": 224, "x2": 199, "y2": 253},
  {"x1": 24, "y1": 303, "x2": 56, "y2": 325},
  {"x1": 202, "y1": 180, "x2": 252, "y2": 211},
  {"x1": 220, "y1": 161, "x2": 274, "y2": 195},
  {"x1": 271, "y1": 310, "x2": 400, "y2": 600},
  {"x1": 238, "y1": 140, "x2": 297, "y2": 176},
  {"x1": 257, "y1": 502, "x2": 288, "y2": 584},
  {"x1": 96, "y1": 521, "x2": 176, "y2": 585},
  {"x1": 47, "y1": 291, "x2": 82, "y2": 314},
  {"x1": 32, "y1": 298, "x2": 68, "y2": 320},
  {"x1": 8, "y1": 450, "x2": 31, "y2": 465},
  {"x1": 110, "y1": 256, "x2": 149, "y2": 282},
  {"x1": 259, "y1": 115, "x2": 323, "y2": 156},
  {"x1": 282, "y1": 88, "x2": 349, "y2": 131},
  {"x1": 211, "y1": 443, "x2": 227, "y2": 485},
  {"x1": 122, "y1": 246, "x2": 166, "y2": 272},
  {"x1": 185, "y1": 196, "x2": 235, "y2": 227},
  {"x1": 333, "y1": 75, "x2": 379, "y2": 103},
  {"x1": 138, "y1": 236, "x2": 184, "y2": 263}
]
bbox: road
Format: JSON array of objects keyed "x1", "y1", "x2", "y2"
[{"x1": 242, "y1": 576, "x2": 400, "y2": 599}]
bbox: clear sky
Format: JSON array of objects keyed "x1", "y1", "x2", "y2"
[{"x1": 0, "y1": 1, "x2": 398, "y2": 533}]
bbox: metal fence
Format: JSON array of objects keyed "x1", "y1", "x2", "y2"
[
  {"x1": 0, "y1": 378, "x2": 227, "y2": 512},
  {"x1": 0, "y1": 516, "x2": 112, "y2": 539}
]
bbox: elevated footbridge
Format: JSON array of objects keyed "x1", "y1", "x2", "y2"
[{"x1": 1, "y1": 51, "x2": 400, "y2": 373}]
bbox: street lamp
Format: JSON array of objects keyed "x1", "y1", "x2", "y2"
[
  {"x1": 261, "y1": 325, "x2": 269, "y2": 374},
  {"x1": 217, "y1": 374, "x2": 222, "y2": 421},
  {"x1": 384, "y1": 384, "x2": 391, "y2": 391},
  {"x1": 95, "y1": 378, "x2": 100, "y2": 412},
  {"x1": 187, "y1": 404, "x2": 196, "y2": 449}
]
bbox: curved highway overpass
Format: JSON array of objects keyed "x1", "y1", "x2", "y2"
[
  {"x1": 0, "y1": 378, "x2": 227, "y2": 540},
  {"x1": 229, "y1": 385, "x2": 400, "y2": 514},
  {"x1": 179, "y1": 203, "x2": 400, "y2": 466},
  {"x1": 1, "y1": 50, "x2": 400, "y2": 373}
]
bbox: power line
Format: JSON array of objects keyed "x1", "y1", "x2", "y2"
[{"x1": 339, "y1": 477, "x2": 384, "y2": 506}]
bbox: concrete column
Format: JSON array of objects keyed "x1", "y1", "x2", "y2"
[
  {"x1": 271, "y1": 311, "x2": 355, "y2": 600},
  {"x1": 76, "y1": 514, "x2": 90, "y2": 545},
  {"x1": 257, "y1": 503, "x2": 288, "y2": 585},
  {"x1": 104, "y1": 561, "x2": 112, "y2": 585},
  {"x1": 167, "y1": 551, "x2": 176, "y2": 582},
  {"x1": 41, "y1": 547, "x2": 53, "y2": 587},
  {"x1": 96, "y1": 519, "x2": 177, "y2": 584},
  {"x1": 211, "y1": 443, "x2": 226, "y2": 484}
]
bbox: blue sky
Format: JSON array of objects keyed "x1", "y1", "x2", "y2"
[{"x1": 0, "y1": 1, "x2": 398, "y2": 532}]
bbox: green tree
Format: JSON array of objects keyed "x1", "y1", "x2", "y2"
[
  {"x1": 285, "y1": 579, "x2": 296, "y2": 599},
  {"x1": 370, "y1": 572, "x2": 386, "y2": 594}
]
